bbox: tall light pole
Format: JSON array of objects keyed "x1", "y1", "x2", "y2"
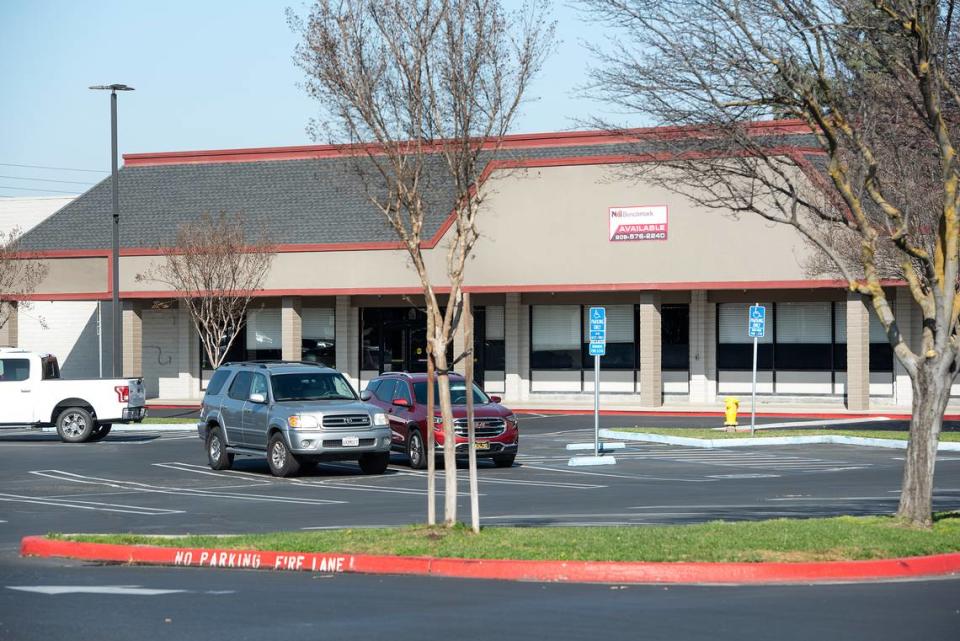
[{"x1": 89, "y1": 84, "x2": 134, "y2": 378}]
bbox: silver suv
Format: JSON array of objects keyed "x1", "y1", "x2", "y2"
[{"x1": 197, "y1": 362, "x2": 392, "y2": 477}]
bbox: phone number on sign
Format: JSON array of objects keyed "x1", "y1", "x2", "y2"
[{"x1": 613, "y1": 231, "x2": 667, "y2": 241}]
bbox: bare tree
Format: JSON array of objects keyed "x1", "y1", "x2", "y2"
[
  {"x1": 289, "y1": 0, "x2": 553, "y2": 527},
  {"x1": 136, "y1": 213, "x2": 275, "y2": 369},
  {"x1": 0, "y1": 227, "x2": 48, "y2": 334},
  {"x1": 581, "y1": 0, "x2": 959, "y2": 526}
]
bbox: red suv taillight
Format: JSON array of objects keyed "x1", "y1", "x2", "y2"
[{"x1": 114, "y1": 385, "x2": 130, "y2": 403}]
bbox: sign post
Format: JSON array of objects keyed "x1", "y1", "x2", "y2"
[
  {"x1": 588, "y1": 307, "x2": 606, "y2": 457},
  {"x1": 567, "y1": 307, "x2": 621, "y2": 465},
  {"x1": 747, "y1": 304, "x2": 766, "y2": 436}
]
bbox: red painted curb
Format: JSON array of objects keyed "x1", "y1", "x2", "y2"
[
  {"x1": 20, "y1": 536, "x2": 960, "y2": 585},
  {"x1": 520, "y1": 408, "x2": 960, "y2": 420},
  {"x1": 143, "y1": 404, "x2": 960, "y2": 422}
]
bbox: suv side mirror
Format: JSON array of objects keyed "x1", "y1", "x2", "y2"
[
  {"x1": 489, "y1": 395, "x2": 502, "y2": 403},
  {"x1": 392, "y1": 397, "x2": 410, "y2": 407},
  {"x1": 359, "y1": 390, "x2": 373, "y2": 401},
  {"x1": 249, "y1": 392, "x2": 267, "y2": 404}
]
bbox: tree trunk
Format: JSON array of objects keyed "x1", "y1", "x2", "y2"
[
  {"x1": 897, "y1": 362, "x2": 948, "y2": 528},
  {"x1": 434, "y1": 341, "x2": 458, "y2": 526},
  {"x1": 464, "y1": 293, "x2": 480, "y2": 533},
  {"x1": 426, "y1": 311, "x2": 436, "y2": 526}
]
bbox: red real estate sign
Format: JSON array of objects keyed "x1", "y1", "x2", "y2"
[{"x1": 609, "y1": 205, "x2": 668, "y2": 241}]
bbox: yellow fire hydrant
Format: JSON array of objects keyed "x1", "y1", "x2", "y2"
[{"x1": 723, "y1": 396, "x2": 740, "y2": 428}]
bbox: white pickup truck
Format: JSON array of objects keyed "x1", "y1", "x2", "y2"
[{"x1": 0, "y1": 349, "x2": 146, "y2": 442}]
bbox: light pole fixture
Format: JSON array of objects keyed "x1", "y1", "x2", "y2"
[{"x1": 89, "y1": 84, "x2": 134, "y2": 378}]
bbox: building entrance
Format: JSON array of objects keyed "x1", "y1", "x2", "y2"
[{"x1": 361, "y1": 307, "x2": 455, "y2": 376}]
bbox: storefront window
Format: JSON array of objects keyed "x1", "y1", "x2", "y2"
[
  {"x1": 246, "y1": 308, "x2": 281, "y2": 360},
  {"x1": 661, "y1": 304, "x2": 689, "y2": 370},
  {"x1": 483, "y1": 305, "x2": 505, "y2": 371},
  {"x1": 718, "y1": 302, "x2": 773, "y2": 370},
  {"x1": 580, "y1": 305, "x2": 635, "y2": 369},
  {"x1": 531, "y1": 305, "x2": 581, "y2": 369},
  {"x1": 775, "y1": 302, "x2": 832, "y2": 370},
  {"x1": 302, "y1": 308, "x2": 335, "y2": 366}
]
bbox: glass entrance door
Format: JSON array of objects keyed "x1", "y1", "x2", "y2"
[{"x1": 381, "y1": 322, "x2": 429, "y2": 373}]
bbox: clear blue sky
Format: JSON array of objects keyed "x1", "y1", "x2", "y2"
[{"x1": 0, "y1": 0, "x2": 626, "y2": 198}]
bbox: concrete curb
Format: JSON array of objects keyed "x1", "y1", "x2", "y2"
[
  {"x1": 19, "y1": 536, "x2": 960, "y2": 585},
  {"x1": 600, "y1": 429, "x2": 960, "y2": 451}
]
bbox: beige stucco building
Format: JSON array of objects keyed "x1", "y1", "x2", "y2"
[{"x1": 4, "y1": 122, "x2": 924, "y2": 410}]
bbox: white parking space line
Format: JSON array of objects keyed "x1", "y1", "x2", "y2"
[
  {"x1": 518, "y1": 463, "x2": 714, "y2": 482},
  {"x1": 523, "y1": 428, "x2": 594, "y2": 437},
  {"x1": 0, "y1": 493, "x2": 184, "y2": 515},
  {"x1": 155, "y1": 462, "x2": 472, "y2": 497},
  {"x1": 400, "y1": 468, "x2": 605, "y2": 490},
  {"x1": 29, "y1": 470, "x2": 347, "y2": 506},
  {"x1": 152, "y1": 463, "x2": 272, "y2": 484}
]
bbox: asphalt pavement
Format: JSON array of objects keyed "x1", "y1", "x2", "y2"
[{"x1": 2, "y1": 413, "x2": 959, "y2": 639}]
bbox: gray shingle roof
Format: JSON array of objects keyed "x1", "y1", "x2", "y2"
[{"x1": 19, "y1": 132, "x2": 817, "y2": 251}]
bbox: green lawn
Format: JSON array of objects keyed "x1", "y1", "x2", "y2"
[
  {"x1": 53, "y1": 514, "x2": 960, "y2": 563},
  {"x1": 615, "y1": 427, "x2": 960, "y2": 442}
]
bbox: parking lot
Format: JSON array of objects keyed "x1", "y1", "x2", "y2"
[
  {"x1": 2, "y1": 414, "x2": 960, "y2": 543},
  {"x1": 4, "y1": 413, "x2": 960, "y2": 641}
]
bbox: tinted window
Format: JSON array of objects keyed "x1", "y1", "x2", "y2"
[
  {"x1": 413, "y1": 381, "x2": 490, "y2": 405},
  {"x1": 374, "y1": 379, "x2": 397, "y2": 402},
  {"x1": 271, "y1": 373, "x2": 358, "y2": 402},
  {"x1": 227, "y1": 371, "x2": 254, "y2": 400},
  {"x1": 41, "y1": 357, "x2": 60, "y2": 380},
  {"x1": 365, "y1": 380, "x2": 382, "y2": 395},
  {"x1": 206, "y1": 369, "x2": 231, "y2": 396},
  {"x1": 0, "y1": 359, "x2": 30, "y2": 382},
  {"x1": 251, "y1": 373, "x2": 269, "y2": 398},
  {"x1": 394, "y1": 381, "x2": 413, "y2": 405}
]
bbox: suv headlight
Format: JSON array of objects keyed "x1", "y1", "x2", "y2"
[
  {"x1": 288, "y1": 414, "x2": 319, "y2": 429},
  {"x1": 372, "y1": 413, "x2": 389, "y2": 426},
  {"x1": 506, "y1": 414, "x2": 517, "y2": 426}
]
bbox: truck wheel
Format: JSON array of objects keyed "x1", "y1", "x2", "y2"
[
  {"x1": 206, "y1": 427, "x2": 234, "y2": 470},
  {"x1": 493, "y1": 453, "x2": 516, "y2": 468},
  {"x1": 358, "y1": 452, "x2": 390, "y2": 475},
  {"x1": 56, "y1": 407, "x2": 95, "y2": 443},
  {"x1": 88, "y1": 424, "x2": 112, "y2": 442},
  {"x1": 407, "y1": 429, "x2": 427, "y2": 470},
  {"x1": 267, "y1": 434, "x2": 301, "y2": 477}
]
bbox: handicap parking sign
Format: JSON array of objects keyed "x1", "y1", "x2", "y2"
[{"x1": 748, "y1": 305, "x2": 766, "y2": 338}]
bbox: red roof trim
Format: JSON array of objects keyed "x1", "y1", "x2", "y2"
[
  {"x1": 12, "y1": 280, "x2": 904, "y2": 302},
  {"x1": 123, "y1": 119, "x2": 813, "y2": 167}
]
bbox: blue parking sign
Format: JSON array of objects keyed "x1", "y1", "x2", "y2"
[
  {"x1": 748, "y1": 305, "x2": 766, "y2": 338},
  {"x1": 589, "y1": 307, "x2": 606, "y2": 356}
]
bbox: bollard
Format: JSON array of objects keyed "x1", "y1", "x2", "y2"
[{"x1": 723, "y1": 396, "x2": 740, "y2": 429}]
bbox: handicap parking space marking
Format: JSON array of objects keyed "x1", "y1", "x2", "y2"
[
  {"x1": 589, "y1": 445, "x2": 873, "y2": 473},
  {"x1": 29, "y1": 469, "x2": 347, "y2": 506},
  {"x1": 0, "y1": 492, "x2": 185, "y2": 516}
]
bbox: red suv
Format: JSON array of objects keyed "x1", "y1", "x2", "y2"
[{"x1": 361, "y1": 373, "x2": 519, "y2": 469}]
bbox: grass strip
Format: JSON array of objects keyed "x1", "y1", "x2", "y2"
[
  {"x1": 615, "y1": 428, "x2": 960, "y2": 442},
  {"x1": 52, "y1": 514, "x2": 960, "y2": 563}
]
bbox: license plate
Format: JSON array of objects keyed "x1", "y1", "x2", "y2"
[
  {"x1": 474, "y1": 441, "x2": 490, "y2": 450},
  {"x1": 342, "y1": 436, "x2": 360, "y2": 447}
]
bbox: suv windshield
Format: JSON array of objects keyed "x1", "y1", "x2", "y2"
[
  {"x1": 271, "y1": 372, "x2": 358, "y2": 402},
  {"x1": 413, "y1": 381, "x2": 490, "y2": 405}
]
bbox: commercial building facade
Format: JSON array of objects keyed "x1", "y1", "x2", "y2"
[{"x1": 4, "y1": 122, "x2": 928, "y2": 410}]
